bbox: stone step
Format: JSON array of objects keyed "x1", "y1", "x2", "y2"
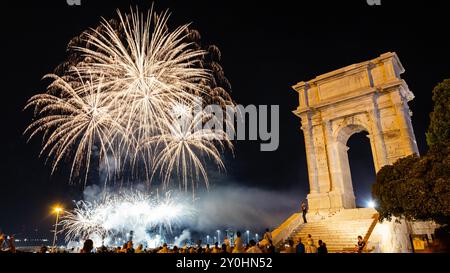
[
  {"x1": 295, "y1": 231, "x2": 368, "y2": 236},
  {"x1": 298, "y1": 225, "x2": 371, "y2": 229},
  {"x1": 293, "y1": 236, "x2": 356, "y2": 240},
  {"x1": 294, "y1": 233, "x2": 367, "y2": 237},
  {"x1": 320, "y1": 221, "x2": 373, "y2": 224},
  {"x1": 304, "y1": 220, "x2": 374, "y2": 225},
  {"x1": 278, "y1": 208, "x2": 378, "y2": 253},
  {"x1": 299, "y1": 225, "x2": 371, "y2": 229},
  {"x1": 297, "y1": 233, "x2": 367, "y2": 236},
  {"x1": 298, "y1": 227, "x2": 370, "y2": 231}
]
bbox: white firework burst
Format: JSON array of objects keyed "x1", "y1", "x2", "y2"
[
  {"x1": 60, "y1": 191, "x2": 194, "y2": 244},
  {"x1": 25, "y1": 71, "x2": 123, "y2": 184},
  {"x1": 147, "y1": 103, "x2": 233, "y2": 197},
  {"x1": 25, "y1": 7, "x2": 235, "y2": 195}
]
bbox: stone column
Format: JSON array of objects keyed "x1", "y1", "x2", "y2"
[
  {"x1": 323, "y1": 120, "x2": 341, "y2": 191},
  {"x1": 391, "y1": 92, "x2": 419, "y2": 156},
  {"x1": 300, "y1": 112, "x2": 319, "y2": 194},
  {"x1": 367, "y1": 96, "x2": 389, "y2": 171}
]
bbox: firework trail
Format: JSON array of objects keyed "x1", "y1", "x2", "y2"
[{"x1": 25, "y1": 7, "x2": 235, "y2": 194}]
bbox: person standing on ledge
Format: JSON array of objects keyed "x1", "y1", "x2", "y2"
[{"x1": 301, "y1": 200, "x2": 308, "y2": 223}]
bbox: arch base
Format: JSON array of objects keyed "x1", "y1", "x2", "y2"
[{"x1": 307, "y1": 191, "x2": 356, "y2": 213}]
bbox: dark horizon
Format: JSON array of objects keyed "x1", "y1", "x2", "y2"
[{"x1": 1, "y1": 1, "x2": 449, "y2": 239}]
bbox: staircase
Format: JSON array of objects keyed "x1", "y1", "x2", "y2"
[{"x1": 279, "y1": 208, "x2": 379, "y2": 253}]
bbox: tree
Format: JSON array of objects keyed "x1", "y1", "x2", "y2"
[
  {"x1": 372, "y1": 79, "x2": 450, "y2": 228},
  {"x1": 426, "y1": 79, "x2": 450, "y2": 148},
  {"x1": 373, "y1": 147, "x2": 450, "y2": 226}
]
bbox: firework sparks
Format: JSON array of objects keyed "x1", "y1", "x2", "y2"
[
  {"x1": 25, "y1": 7, "x2": 235, "y2": 194},
  {"x1": 147, "y1": 103, "x2": 233, "y2": 197},
  {"x1": 24, "y1": 72, "x2": 123, "y2": 184},
  {"x1": 60, "y1": 200, "x2": 111, "y2": 243},
  {"x1": 72, "y1": 8, "x2": 210, "y2": 169},
  {"x1": 60, "y1": 191, "x2": 194, "y2": 245}
]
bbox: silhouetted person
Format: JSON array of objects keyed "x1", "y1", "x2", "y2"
[
  {"x1": 196, "y1": 240, "x2": 203, "y2": 253},
  {"x1": 301, "y1": 201, "x2": 308, "y2": 223},
  {"x1": 126, "y1": 240, "x2": 135, "y2": 253},
  {"x1": 318, "y1": 240, "x2": 328, "y2": 254},
  {"x1": 212, "y1": 242, "x2": 221, "y2": 253},
  {"x1": 80, "y1": 239, "x2": 94, "y2": 253},
  {"x1": 158, "y1": 243, "x2": 169, "y2": 253},
  {"x1": 296, "y1": 238, "x2": 305, "y2": 253},
  {"x1": 39, "y1": 245, "x2": 48, "y2": 253},
  {"x1": 247, "y1": 240, "x2": 262, "y2": 253},
  {"x1": 204, "y1": 244, "x2": 211, "y2": 253},
  {"x1": 285, "y1": 239, "x2": 295, "y2": 253},
  {"x1": 221, "y1": 243, "x2": 228, "y2": 253}
]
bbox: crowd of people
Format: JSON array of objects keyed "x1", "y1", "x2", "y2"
[
  {"x1": 1, "y1": 229, "x2": 367, "y2": 254},
  {"x1": 280, "y1": 234, "x2": 329, "y2": 253},
  {"x1": 52, "y1": 232, "x2": 366, "y2": 254},
  {"x1": 69, "y1": 230, "x2": 278, "y2": 254}
]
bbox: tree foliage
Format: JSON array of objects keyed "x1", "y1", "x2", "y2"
[
  {"x1": 426, "y1": 79, "x2": 450, "y2": 148},
  {"x1": 372, "y1": 79, "x2": 450, "y2": 227}
]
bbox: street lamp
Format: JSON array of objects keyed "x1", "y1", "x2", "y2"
[
  {"x1": 52, "y1": 206, "x2": 63, "y2": 250},
  {"x1": 206, "y1": 235, "x2": 210, "y2": 245},
  {"x1": 255, "y1": 233, "x2": 259, "y2": 242},
  {"x1": 246, "y1": 230, "x2": 250, "y2": 244},
  {"x1": 217, "y1": 230, "x2": 221, "y2": 245}
]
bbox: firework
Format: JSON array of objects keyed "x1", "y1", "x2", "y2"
[
  {"x1": 60, "y1": 200, "x2": 111, "y2": 243},
  {"x1": 60, "y1": 191, "x2": 194, "y2": 245},
  {"x1": 72, "y1": 8, "x2": 210, "y2": 168},
  {"x1": 25, "y1": 72, "x2": 123, "y2": 184},
  {"x1": 25, "y1": 7, "x2": 235, "y2": 193},
  {"x1": 147, "y1": 103, "x2": 233, "y2": 197}
]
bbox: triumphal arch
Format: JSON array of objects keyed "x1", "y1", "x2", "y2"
[{"x1": 292, "y1": 52, "x2": 419, "y2": 211}]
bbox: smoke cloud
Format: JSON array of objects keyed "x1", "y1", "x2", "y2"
[
  {"x1": 79, "y1": 182, "x2": 304, "y2": 244},
  {"x1": 189, "y1": 184, "x2": 303, "y2": 233},
  {"x1": 174, "y1": 229, "x2": 191, "y2": 247}
]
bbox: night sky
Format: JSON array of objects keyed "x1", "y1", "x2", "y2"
[{"x1": 1, "y1": 1, "x2": 449, "y2": 238}]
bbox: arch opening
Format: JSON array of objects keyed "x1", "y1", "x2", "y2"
[
  {"x1": 346, "y1": 131, "x2": 376, "y2": 208},
  {"x1": 332, "y1": 124, "x2": 375, "y2": 209}
]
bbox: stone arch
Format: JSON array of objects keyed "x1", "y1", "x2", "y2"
[
  {"x1": 332, "y1": 123, "x2": 374, "y2": 208},
  {"x1": 335, "y1": 123, "x2": 367, "y2": 144},
  {"x1": 292, "y1": 52, "x2": 419, "y2": 212}
]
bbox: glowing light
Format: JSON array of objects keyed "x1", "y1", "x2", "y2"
[
  {"x1": 367, "y1": 200, "x2": 376, "y2": 208},
  {"x1": 53, "y1": 207, "x2": 63, "y2": 214}
]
